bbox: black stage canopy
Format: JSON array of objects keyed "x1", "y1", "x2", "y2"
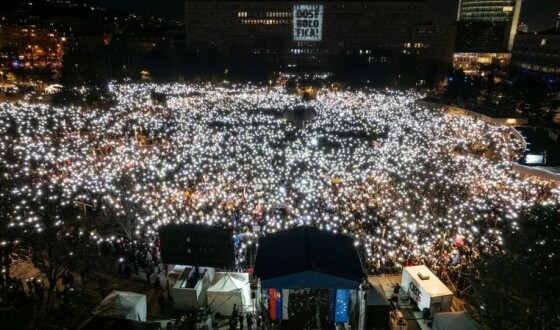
[{"x1": 253, "y1": 226, "x2": 365, "y2": 289}]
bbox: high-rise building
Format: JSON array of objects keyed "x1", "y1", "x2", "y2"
[
  {"x1": 457, "y1": 0, "x2": 518, "y2": 22},
  {"x1": 454, "y1": 0, "x2": 522, "y2": 76},
  {"x1": 456, "y1": 0, "x2": 522, "y2": 52},
  {"x1": 409, "y1": 24, "x2": 456, "y2": 65}
]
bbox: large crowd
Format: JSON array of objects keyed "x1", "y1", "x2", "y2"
[{"x1": 0, "y1": 83, "x2": 558, "y2": 277}]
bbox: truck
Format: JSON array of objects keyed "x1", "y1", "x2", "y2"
[{"x1": 401, "y1": 265, "x2": 453, "y2": 318}]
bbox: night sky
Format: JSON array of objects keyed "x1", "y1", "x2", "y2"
[{"x1": 93, "y1": 0, "x2": 560, "y2": 32}]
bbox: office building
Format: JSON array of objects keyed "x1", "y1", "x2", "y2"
[
  {"x1": 511, "y1": 30, "x2": 560, "y2": 86},
  {"x1": 0, "y1": 24, "x2": 64, "y2": 72},
  {"x1": 184, "y1": 1, "x2": 431, "y2": 70},
  {"x1": 409, "y1": 24, "x2": 456, "y2": 65},
  {"x1": 454, "y1": 0, "x2": 522, "y2": 75},
  {"x1": 456, "y1": 0, "x2": 521, "y2": 52}
]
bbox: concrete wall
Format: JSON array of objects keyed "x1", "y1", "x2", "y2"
[
  {"x1": 512, "y1": 163, "x2": 560, "y2": 184},
  {"x1": 416, "y1": 99, "x2": 528, "y2": 126}
]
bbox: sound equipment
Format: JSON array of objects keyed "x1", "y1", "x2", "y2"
[{"x1": 159, "y1": 224, "x2": 235, "y2": 268}]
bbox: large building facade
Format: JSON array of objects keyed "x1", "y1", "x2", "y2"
[
  {"x1": 456, "y1": 0, "x2": 522, "y2": 52},
  {"x1": 511, "y1": 30, "x2": 560, "y2": 85},
  {"x1": 454, "y1": 0, "x2": 522, "y2": 75},
  {"x1": 184, "y1": 0, "x2": 435, "y2": 70}
]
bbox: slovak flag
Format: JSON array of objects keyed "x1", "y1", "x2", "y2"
[{"x1": 268, "y1": 289, "x2": 282, "y2": 320}]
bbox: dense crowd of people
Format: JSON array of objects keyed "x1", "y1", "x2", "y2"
[{"x1": 0, "y1": 83, "x2": 558, "y2": 282}]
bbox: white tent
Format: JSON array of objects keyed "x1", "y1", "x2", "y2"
[
  {"x1": 92, "y1": 290, "x2": 147, "y2": 322},
  {"x1": 433, "y1": 311, "x2": 478, "y2": 330},
  {"x1": 207, "y1": 272, "x2": 251, "y2": 316}
]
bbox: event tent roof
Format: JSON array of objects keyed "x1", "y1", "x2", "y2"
[
  {"x1": 253, "y1": 226, "x2": 365, "y2": 289},
  {"x1": 207, "y1": 272, "x2": 252, "y2": 315},
  {"x1": 208, "y1": 272, "x2": 249, "y2": 293},
  {"x1": 92, "y1": 291, "x2": 147, "y2": 322}
]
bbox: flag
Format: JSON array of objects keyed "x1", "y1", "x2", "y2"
[
  {"x1": 268, "y1": 289, "x2": 282, "y2": 320},
  {"x1": 335, "y1": 289, "x2": 350, "y2": 323},
  {"x1": 451, "y1": 251, "x2": 461, "y2": 265},
  {"x1": 453, "y1": 234, "x2": 465, "y2": 246},
  {"x1": 282, "y1": 289, "x2": 290, "y2": 320}
]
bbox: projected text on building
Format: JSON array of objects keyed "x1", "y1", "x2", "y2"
[{"x1": 293, "y1": 4, "x2": 323, "y2": 42}]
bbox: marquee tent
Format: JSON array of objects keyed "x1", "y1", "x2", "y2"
[
  {"x1": 253, "y1": 226, "x2": 365, "y2": 289},
  {"x1": 207, "y1": 272, "x2": 251, "y2": 316},
  {"x1": 92, "y1": 291, "x2": 147, "y2": 322}
]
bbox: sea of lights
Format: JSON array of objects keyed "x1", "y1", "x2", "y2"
[{"x1": 1, "y1": 83, "x2": 558, "y2": 270}]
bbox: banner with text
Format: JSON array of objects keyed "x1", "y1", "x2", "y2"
[{"x1": 293, "y1": 4, "x2": 323, "y2": 42}]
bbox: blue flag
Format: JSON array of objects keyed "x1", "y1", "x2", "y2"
[{"x1": 335, "y1": 289, "x2": 350, "y2": 323}]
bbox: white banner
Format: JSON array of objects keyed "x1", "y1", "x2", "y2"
[{"x1": 293, "y1": 4, "x2": 323, "y2": 42}]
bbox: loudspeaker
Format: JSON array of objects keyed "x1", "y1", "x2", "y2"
[{"x1": 159, "y1": 224, "x2": 235, "y2": 268}]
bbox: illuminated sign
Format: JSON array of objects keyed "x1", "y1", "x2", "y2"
[
  {"x1": 293, "y1": 4, "x2": 323, "y2": 42},
  {"x1": 525, "y1": 154, "x2": 544, "y2": 165}
]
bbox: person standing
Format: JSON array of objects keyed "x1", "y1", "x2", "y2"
[
  {"x1": 391, "y1": 283, "x2": 401, "y2": 307},
  {"x1": 393, "y1": 283, "x2": 401, "y2": 294},
  {"x1": 256, "y1": 315, "x2": 262, "y2": 329},
  {"x1": 229, "y1": 315, "x2": 238, "y2": 330},
  {"x1": 238, "y1": 311, "x2": 244, "y2": 329},
  {"x1": 232, "y1": 303, "x2": 238, "y2": 317},
  {"x1": 246, "y1": 312, "x2": 254, "y2": 330}
]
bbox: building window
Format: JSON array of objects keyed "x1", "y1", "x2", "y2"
[{"x1": 502, "y1": 6, "x2": 513, "y2": 12}]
